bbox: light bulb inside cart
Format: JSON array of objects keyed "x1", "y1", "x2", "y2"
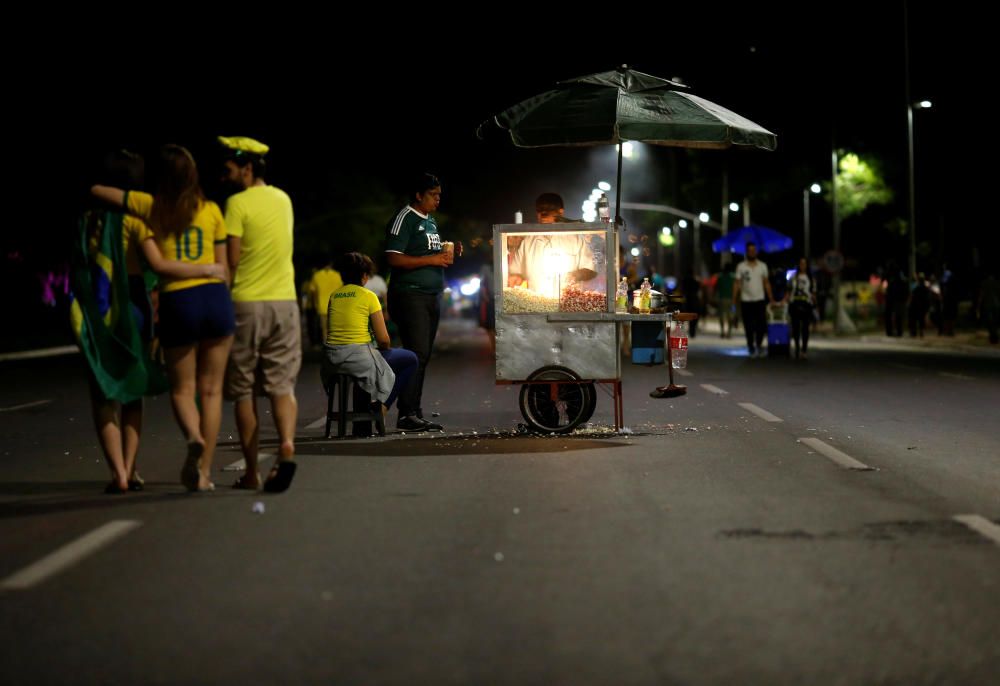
[{"x1": 541, "y1": 250, "x2": 570, "y2": 298}]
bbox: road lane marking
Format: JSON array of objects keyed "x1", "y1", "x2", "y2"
[
  {"x1": 1, "y1": 520, "x2": 142, "y2": 591},
  {"x1": 0, "y1": 399, "x2": 53, "y2": 413},
  {"x1": 700, "y1": 384, "x2": 729, "y2": 395},
  {"x1": 306, "y1": 416, "x2": 328, "y2": 430},
  {"x1": 0, "y1": 346, "x2": 78, "y2": 362},
  {"x1": 222, "y1": 454, "x2": 274, "y2": 472},
  {"x1": 799, "y1": 438, "x2": 874, "y2": 471},
  {"x1": 738, "y1": 402, "x2": 783, "y2": 423},
  {"x1": 953, "y1": 515, "x2": 1000, "y2": 546}
]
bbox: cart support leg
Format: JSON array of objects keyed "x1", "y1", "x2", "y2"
[{"x1": 615, "y1": 380, "x2": 623, "y2": 431}]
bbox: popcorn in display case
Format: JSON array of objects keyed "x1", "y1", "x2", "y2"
[{"x1": 499, "y1": 227, "x2": 608, "y2": 314}]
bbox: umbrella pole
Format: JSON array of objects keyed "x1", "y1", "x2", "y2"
[{"x1": 614, "y1": 142, "x2": 624, "y2": 227}]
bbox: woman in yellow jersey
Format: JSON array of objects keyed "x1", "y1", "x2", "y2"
[
  {"x1": 81, "y1": 150, "x2": 228, "y2": 493},
  {"x1": 92, "y1": 145, "x2": 234, "y2": 491},
  {"x1": 321, "y1": 252, "x2": 418, "y2": 418}
]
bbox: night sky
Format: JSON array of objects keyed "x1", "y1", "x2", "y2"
[{"x1": 5, "y1": 3, "x2": 991, "y2": 347}]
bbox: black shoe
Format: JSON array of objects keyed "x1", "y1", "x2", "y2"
[
  {"x1": 421, "y1": 419, "x2": 444, "y2": 431},
  {"x1": 396, "y1": 415, "x2": 430, "y2": 432}
]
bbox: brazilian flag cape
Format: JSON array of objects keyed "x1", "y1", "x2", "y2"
[{"x1": 69, "y1": 210, "x2": 167, "y2": 402}]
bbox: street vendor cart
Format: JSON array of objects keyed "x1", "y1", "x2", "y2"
[{"x1": 494, "y1": 222, "x2": 694, "y2": 434}]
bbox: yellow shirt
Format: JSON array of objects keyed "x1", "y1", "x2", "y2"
[
  {"x1": 125, "y1": 191, "x2": 226, "y2": 293},
  {"x1": 326, "y1": 284, "x2": 380, "y2": 346},
  {"x1": 309, "y1": 268, "x2": 343, "y2": 316},
  {"x1": 224, "y1": 185, "x2": 296, "y2": 302}
]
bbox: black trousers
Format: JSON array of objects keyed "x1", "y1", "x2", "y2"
[
  {"x1": 741, "y1": 300, "x2": 767, "y2": 352},
  {"x1": 387, "y1": 289, "x2": 441, "y2": 417},
  {"x1": 790, "y1": 302, "x2": 812, "y2": 353}
]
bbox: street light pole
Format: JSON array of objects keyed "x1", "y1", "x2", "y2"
[
  {"x1": 693, "y1": 218, "x2": 702, "y2": 278},
  {"x1": 906, "y1": 100, "x2": 931, "y2": 278},
  {"x1": 907, "y1": 102, "x2": 917, "y2": 279},
  {"x1": 720, "y1": 166, "x2": 730, "y2": 267},
  {"x1": 831, "y1": 148, "x2": 842, "y2": 333},
  {"x1": 803, "y1": 183, "x2": 820, "y2": 261},
  {"x1": 803, "y1": 188, "x2": 811, "y2": 261}
]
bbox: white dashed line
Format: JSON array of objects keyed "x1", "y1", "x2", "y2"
[
  {"x1": 222, "y1": 454, "x2": 274, "y2": 472},
  {"x1": 0, "y1": 399, "x2": 53, "y2": 413},
  {"x1": 700, "y1": 384, "x2": 729, "y2": 395},
  {"x1": 939, "y1": 372, "x2": 974, "y2": 381},
  {"x1": 953, "y1": 515, "x2": 1000, "y2": 546},
  {"x1": 738, "y1": 402, "x2": 783, "y2": 423},
  {"x1": 0, "y1": 346, "x2": 77, "y2": 362},
  {"x1": 674, "y1": 369, "x2": 694, "y2": 377},
  {"x1": 306, "y1": 416, "x2": 328, "y2": 430},
  {"x1": 799, "y1": 437, "x2": 874, "y2": 471},
  {"x1": 1, "y1": 520, "x2": 142, "y2": 591}
]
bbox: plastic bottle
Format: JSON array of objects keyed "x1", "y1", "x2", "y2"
[
  {"x1": 639, "y1": 278, "x2": 652, "y2": 314},
  {"x1": 615, "y1": 277, "x2": 629, "y2": 313},
  {"x1": 597, "y1": 193, "x2": 611, "y2": 223},
  {"x1": 670, "y1": 320, "x2": 688, "y2": 368}
]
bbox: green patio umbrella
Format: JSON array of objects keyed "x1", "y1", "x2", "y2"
[{"x1": 480, "y1": 65, "x2": 777, "y2": 225}]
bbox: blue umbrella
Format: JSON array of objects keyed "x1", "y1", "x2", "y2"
[{"x1": 712, "y1": 225, "x2": 793, "y2": 254}]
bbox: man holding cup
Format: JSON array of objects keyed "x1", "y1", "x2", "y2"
[{"x1": 384, "y1": 173, "x2": 460, "y2": 432}]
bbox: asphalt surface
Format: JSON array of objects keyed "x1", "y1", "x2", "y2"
[{"x1": 1, "y1": 317, "x2": 998, "y2": 685}]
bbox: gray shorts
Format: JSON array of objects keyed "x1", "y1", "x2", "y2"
[{"x1": 224, "y1": 300, "x2": 301, "y2": 402}]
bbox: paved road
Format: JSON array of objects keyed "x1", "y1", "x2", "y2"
[{"x1": 2, "y1": 318, "x2": 998, "y2": 684}]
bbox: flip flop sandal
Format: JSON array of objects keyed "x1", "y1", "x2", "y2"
[{"x1": 263, "y1": 461, "x2": 297, "y2": 493}]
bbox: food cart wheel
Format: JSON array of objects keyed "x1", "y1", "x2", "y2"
[{"x1": 518, "y1": 366, "x2": 597, "y2": 434}]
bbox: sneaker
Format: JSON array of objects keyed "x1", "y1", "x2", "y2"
[{"x1": 396, "y1": 415, "x2": 429, "y2": 432}]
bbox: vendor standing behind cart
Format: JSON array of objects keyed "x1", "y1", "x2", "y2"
[
  {"x1": 508, "y1": 193, "x2": 597, "y2": 292},
  {"x1": 384, "y1": 173, "x2": 456, "y2": 433}
]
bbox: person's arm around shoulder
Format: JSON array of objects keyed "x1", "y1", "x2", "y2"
[
  {"x1": 91, "y1": 185, "x2": 125, "y2": 208},
  {"x1": 140, "y1": 238, "x2": 225, "y2": 281}
]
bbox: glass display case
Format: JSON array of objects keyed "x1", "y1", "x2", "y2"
[{"x1": 497, "y1": 224, "x2": 610, "y2": 315}]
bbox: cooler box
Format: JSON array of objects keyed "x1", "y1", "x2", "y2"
[
  {"x1": 631, "y1": 321, "x2": 665, "y2": 365},
  {"x1": 767, "y1": 303, "x2": 790, "y2": 357}
]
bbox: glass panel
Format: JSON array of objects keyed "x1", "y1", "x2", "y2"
[{"x1": 500, "y1": 229, "x2": 608, "y2": 314}]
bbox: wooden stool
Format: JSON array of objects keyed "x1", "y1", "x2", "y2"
[{"x1": 323, "y1": 373, "x2": 386, "y2": 438}]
